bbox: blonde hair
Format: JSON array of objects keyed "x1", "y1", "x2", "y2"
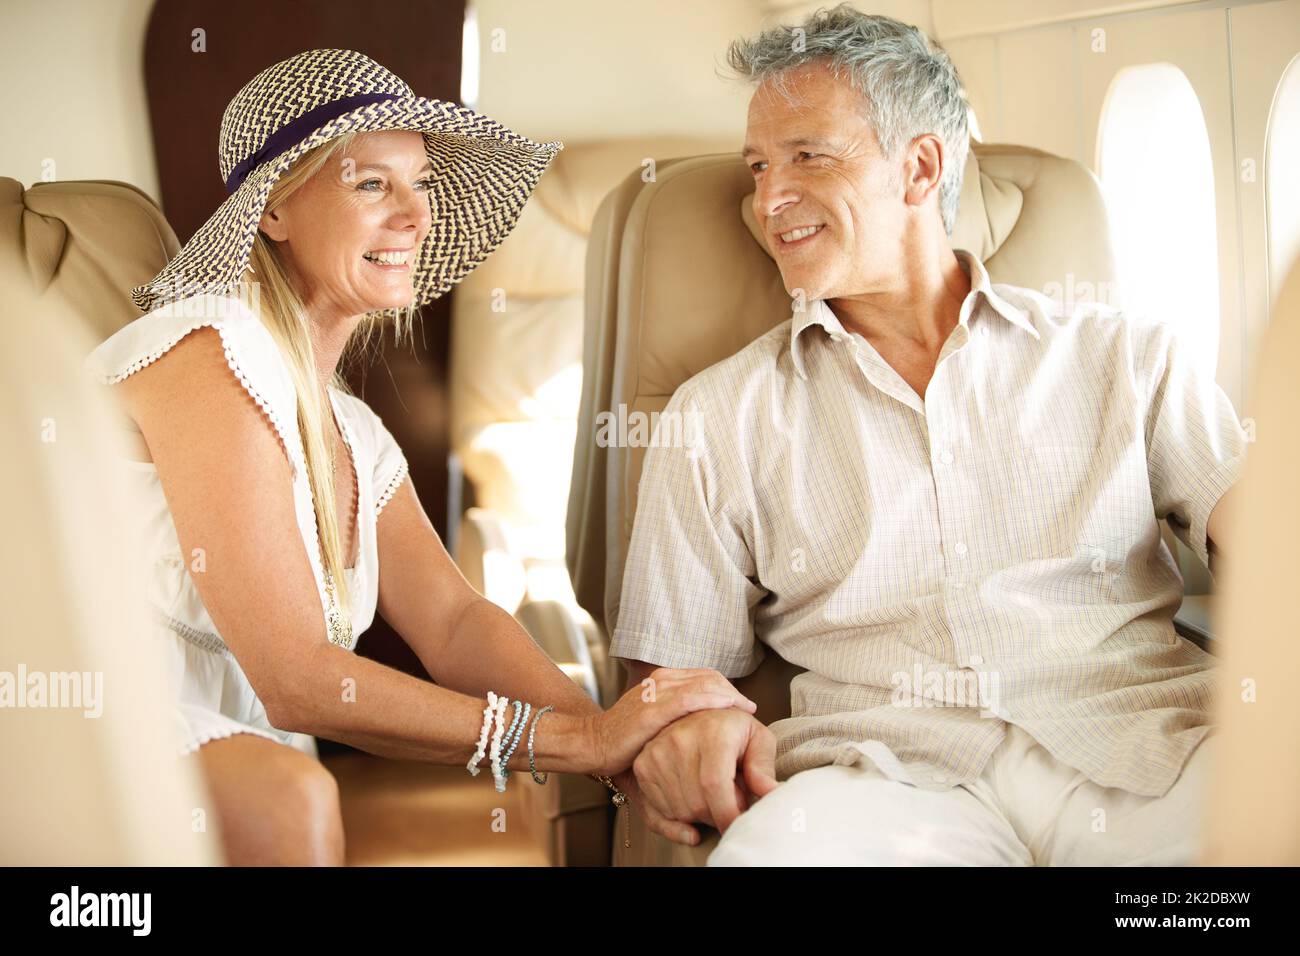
[{"x1": 243, "y1": 130, "x2": 417, "y2": 624}]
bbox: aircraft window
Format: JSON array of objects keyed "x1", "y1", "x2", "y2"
[
  {"x1": 461, "y1": 0, "x2": 480, "y2": 108},
  {"x1": 1099, "y1": 63, "x2": 1220, "y2": 378},
  {"x1": 1268, "y1": 54, "x2": 1300, "y2": 307}
]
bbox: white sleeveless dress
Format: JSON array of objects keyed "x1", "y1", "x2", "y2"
[{"x1": 84, "y1": 293, "x2": 410, "y2": 757}]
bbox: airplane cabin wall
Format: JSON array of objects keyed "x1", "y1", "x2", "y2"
[
  {"x1": 770, "y1": 0, "x2": 935, "y2": 32},
  {"x1": 938, "y1": 0, "x2": 1300, "y2": 422},
  {"x1": 0, "y1": 0, "x2": 159, "y2": 200},
  {"x1": 471, "y1": 0, "x2": 936, "y2": 148},
  {"x1": 471, "y1": 0, "x2": 766, "y2": 144}
]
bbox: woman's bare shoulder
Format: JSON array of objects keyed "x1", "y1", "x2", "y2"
[
  {"x1": 115, "y1": 324, "x2": 293, "y2": 475},
  {"x1": 116, "y1": 324, "x2": 232, "y2": 404}
]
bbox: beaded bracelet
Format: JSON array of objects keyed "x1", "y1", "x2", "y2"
[
  {"x1": 487, "y1": 695, "x2": 511, "y2": 784},
  {"x1": 466, "y1": 691, "x2": 498, "y2": 776},
  {"x1": 492, "y1": 699, "x2": 523, "y2": 791},
  {"x1": 527, "y1": 705, "x2": 555, "y2": 784},
  {"x1": 496, "y1": 701, "x2": 532, "y2": 792},
  {"x1": 500, "y1": 701, "x2": 530, "y2": 764},
  {"x1": 499, "y1": 699, "x2": 525, "y2": 764}
]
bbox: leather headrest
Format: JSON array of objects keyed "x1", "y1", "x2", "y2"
[
  {"x1": 0, "y1": 178, "x2": 67, "y2": 290},
  {"x1": 739, "y1": 145, "x2": 1025, "y2": 261},
  {"x1": 0, "y1": 178, "x2": 180, "y2": 343}
]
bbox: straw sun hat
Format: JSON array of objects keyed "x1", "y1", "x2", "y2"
[{"x1": 131, "y1": 47, "x2": 563, "y2": 317}]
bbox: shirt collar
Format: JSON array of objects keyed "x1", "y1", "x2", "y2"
[
  {"x1": 955, "y1": 248, "x2": 1040, "y2": 341},
  {"x1": 789, "y1": 297, "x2": 848, "y2": 381},
  {"x1": 789, "y1": 249, "x2": 1040, "y2": 382}
]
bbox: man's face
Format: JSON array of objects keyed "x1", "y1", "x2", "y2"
[{"x1": 742, "y1": 61, "x2": 907, "y2": 301}]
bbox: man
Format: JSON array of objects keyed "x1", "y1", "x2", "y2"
[{"x1": 610, "y1": 6, "x2": 1246, "y2": 865}]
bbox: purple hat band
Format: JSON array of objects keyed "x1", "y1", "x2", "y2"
[{"x1": 223, "y1": 91, "x2": 406, "y2": 194}]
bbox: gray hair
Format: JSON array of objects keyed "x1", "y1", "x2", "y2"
[{"x1": 727, "y1": 4, "x2": 970, "y2": 235}]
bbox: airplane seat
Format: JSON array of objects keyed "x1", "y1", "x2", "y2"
[
  {"x1": 0, "y1": 175, "x2": 328, "y2": 761},
  {"x1": 1204, "y1": 254, "x2": 1300, "y2": 864},
  {"x1": 1, "y1": 176, "x2": 180, "y2": 341},
  {"x1": 0, "y1": 188, "x2": 218, "y2": 863},
  {"x1": 568, "y1": 142, "x2": 1216, "y2": 866},
  {"x1": 448, "y1": 136, "x2": 736, "y2": 864}
]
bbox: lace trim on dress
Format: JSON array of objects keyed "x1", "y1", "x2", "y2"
[
  {"x1": 95, "y1": 319, "x2": 304, "y2": 480},
  {"x1": 158, "y1": 609, "x2": 232, "y2": 658},
  {"x1": 375, "y1": 458, "x2": 410, "y2": 518},
  {"x1": 178, "y1": 724, "x2": 283, "y2": 757},
  {"x1": 328, "y1": 390, "x2": 361, "y2": 573}
]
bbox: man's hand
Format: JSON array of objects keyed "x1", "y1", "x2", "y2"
[{"x1": 630, "y1": 708, "x2": 778, "y2": 846}]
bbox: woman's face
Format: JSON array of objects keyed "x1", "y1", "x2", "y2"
[{"x1": 259, "y1": 129, "x2": 434, "y2": 321}]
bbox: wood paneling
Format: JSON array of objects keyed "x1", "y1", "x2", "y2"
[{"x1": 142, "y1": 0, "x2": 467, "y2": 699}]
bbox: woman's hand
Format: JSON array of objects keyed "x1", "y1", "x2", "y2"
[{"x1": 588, "y1": 667, "x2": 756, "y2": 776}]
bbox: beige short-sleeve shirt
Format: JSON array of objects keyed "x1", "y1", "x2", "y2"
[{"x1": 610, "y1": 250, "x2": 1247, "y2": 798}]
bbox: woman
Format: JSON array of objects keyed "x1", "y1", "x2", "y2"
[{"x1": 87, "y1": 48, "x2": 752, "y2": 865}]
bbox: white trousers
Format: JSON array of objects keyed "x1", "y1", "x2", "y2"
[{"x1": 708, "y1": 724, "x2": 1213, "y2": 866}]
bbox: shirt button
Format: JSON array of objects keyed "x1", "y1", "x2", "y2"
[
  {"x1": 938, "y1": 450, "x2": 954, "y2": 465},
  {"x1": 954, "y1": 541, "x2": 968, "y2": 556}
]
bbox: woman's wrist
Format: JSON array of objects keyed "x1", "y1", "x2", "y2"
[{"x1": 516, "y1": 709, "x2": 604, "y2": 776}]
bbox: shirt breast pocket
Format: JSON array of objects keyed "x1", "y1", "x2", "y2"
[{"x1": 1013, "y1": 440, "x2": 1154, "y2": 592}]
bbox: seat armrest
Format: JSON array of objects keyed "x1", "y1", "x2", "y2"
[
  {"x1": 1174, "y1": 594, "x2": 1215, "y2": 651},
  {"x1": 455, "y1": 507, "x2": 527, "y2": 613},
  {"x1": 515, "y1": 599, "x2": 608, "y2": 703}
]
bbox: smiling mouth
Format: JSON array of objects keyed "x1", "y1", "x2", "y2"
[
  {"x1": 362, "y1": 249, "x2": 413, "y2": 268},
  {"x1": 777, "y1": 224, "x2": 825, "y2": 246}
]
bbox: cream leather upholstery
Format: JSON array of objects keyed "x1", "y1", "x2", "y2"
[
  {"x1": 1, "y1": 176, "x2": 331, "y2": 863},
  {"x1": 0, "y1": 251, "x2": 218, "y2": 864},
  {"x1": 451, "y1": 136, "x2": 734, "y2": 618},
  {"x1": 449, "y1": 137, "x2": 733, "y2": 865},
  {"x1": 567, "y1": 143, "x2": 1224, "y2": 865},
  {"x1": 1204, "y1": 256, "x2": 1300, "y2": 864},
  {"x1": 2, "y1": 175, "x2": 321, "y2": 757},
  {"x1": 0, "y1": 178, "x2": 180, "y2": 342}
]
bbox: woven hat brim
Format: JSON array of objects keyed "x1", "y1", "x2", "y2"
[{"x1": 131, "y1": 97, "x2": 563, "y2": 318}]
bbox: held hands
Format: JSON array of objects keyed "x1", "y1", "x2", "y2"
[
  {"x1": 628, "y1": 708, "x2": 778, "y2": 846},
  {"x1": 589, "y1": 667, "x2": 757, "y2": 777}
]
